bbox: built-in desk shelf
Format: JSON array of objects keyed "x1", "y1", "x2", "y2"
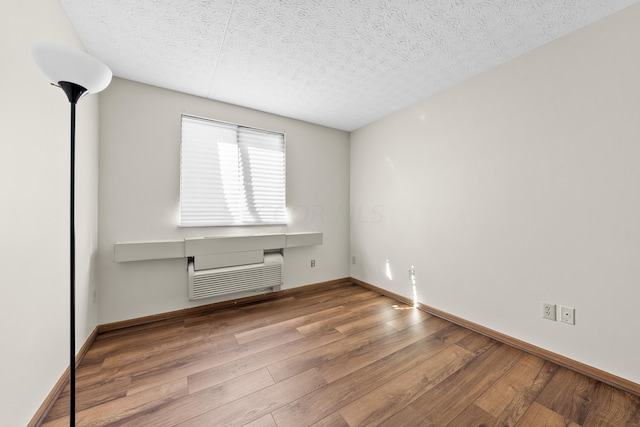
[{"x1": 114, "y1": 232, "x2": 323, "y2": 262}]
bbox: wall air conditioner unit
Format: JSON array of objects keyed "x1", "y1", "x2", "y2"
[{"x1": 187, "y1": 251, "x2": 283, "y2": 300}]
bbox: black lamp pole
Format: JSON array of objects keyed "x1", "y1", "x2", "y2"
[
  {"x1": 32, "y1": 41, "x2": 111, "y2": 427},
  {"x1": 59, "y1": 81, "x2": 88, "y2": 426}
]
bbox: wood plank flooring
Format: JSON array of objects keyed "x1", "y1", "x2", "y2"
[{"x1": 43, "y1": 282, "x2": 640, "y2": 426}]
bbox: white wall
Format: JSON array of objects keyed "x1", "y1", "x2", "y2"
[
  {"x1": 351, "y1": 4, "x2": 640, "y2": 384},
  {"x1": 0, "y1": 1, "x2": 100, "y2": 425},
  {"x1": 98, "y1": 79, "x2": 350, "y2": 324}
]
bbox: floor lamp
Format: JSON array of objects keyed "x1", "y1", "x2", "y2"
[{"x1": 32, "y1": 41, "x2": 112, "y2": 425}]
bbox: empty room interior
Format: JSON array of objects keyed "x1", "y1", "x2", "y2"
[{"x1": 2, "y1": 1, "x2": 640, "y2": 426}]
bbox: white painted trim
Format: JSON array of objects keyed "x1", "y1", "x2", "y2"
[{"x1": 113, "y1": 232, "x2": 322, "y2": 262}]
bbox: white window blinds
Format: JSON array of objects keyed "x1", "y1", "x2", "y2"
[{"x1": 180, "y1": 115, "x2": 286, "y2": 226}]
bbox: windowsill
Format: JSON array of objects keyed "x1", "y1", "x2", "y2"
[{"x1": 113, "y1": 232, "x2": 322, "y2": 262}]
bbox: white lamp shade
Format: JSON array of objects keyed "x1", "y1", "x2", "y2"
[{"x1": 32, "y1": 41, "x2": 112, "y2": 94}]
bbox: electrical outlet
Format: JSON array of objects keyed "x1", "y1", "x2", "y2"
[
  {"x1": 542, "y1": 302, "x2": 556, "y2": 321},
  {"x1": 352, "y1": 256, "x2": 356, "y2": 265},
  {"x1": 311, "y1": 259, "x2": 316, "y2": 268},
  {"x1": 560, "y1": 306, "x2": 575, "y2": 325}
]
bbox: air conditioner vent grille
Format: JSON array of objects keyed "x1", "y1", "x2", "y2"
[{"x1": 188, "y1": 253, "x2": 283, "y2": 300}]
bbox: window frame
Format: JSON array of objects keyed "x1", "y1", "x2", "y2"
[{"x1": 179, "y1": 114, "x2": 287, "y2": 227}]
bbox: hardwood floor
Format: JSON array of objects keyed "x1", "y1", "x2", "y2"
[{"x1": 43, "y1": 282, "x2": 640, "y2": 426}]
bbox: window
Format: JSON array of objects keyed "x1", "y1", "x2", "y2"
[{"x1": 180, "y1": 115, "x2": 286, "y2": 226}]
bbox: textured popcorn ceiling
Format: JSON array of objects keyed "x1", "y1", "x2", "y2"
[{"x1": 60, "y1": 0, "x2": 638, "y2": 131}]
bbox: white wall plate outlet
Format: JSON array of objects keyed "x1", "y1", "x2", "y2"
[
  {"x1": 560, "y1": 306, "x2": 575, "y2": 325},
  {"x1": 542, "y1": 302, "x2": 556, "y2": 321}
]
